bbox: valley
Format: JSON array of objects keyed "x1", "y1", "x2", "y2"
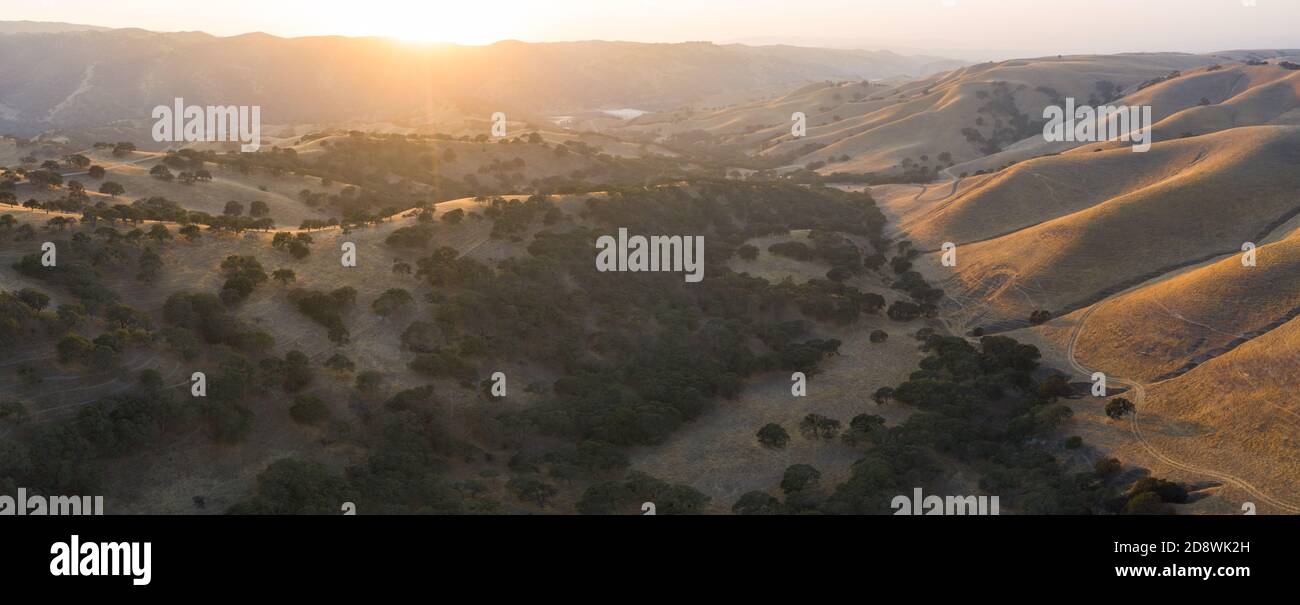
[{"x1": 2, "y1": 22, "x2": 1298, "y2": 516}]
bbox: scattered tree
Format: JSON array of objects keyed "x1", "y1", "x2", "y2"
[
  {"x1": 756, "y1": 423, "x2": 790, "y2": 449},
  {"x1": 272, "y1": 269, "x2": 297, "y2": 285},
  {"x1": 780, "y1": 464, "x2": 822, "y2": 494},
  {"x1": 1105, "y1": 397, "x2": 1135, "y2": 420},
  {"x1": 98, "y1": 181, "x2": 125, "y2": 197}
]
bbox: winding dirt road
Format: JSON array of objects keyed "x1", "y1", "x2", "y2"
[{"x1": 1065, "y1": 300, "x2": 1300, "y2": 514}]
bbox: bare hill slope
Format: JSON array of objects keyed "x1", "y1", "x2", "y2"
[{"x1": 928, "y1": 126, "x2": 1300, "y2": 328}]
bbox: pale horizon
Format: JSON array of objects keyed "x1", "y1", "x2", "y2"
[{"x1": 6, "y1": 0, "x2": 1300, "y2": 59}]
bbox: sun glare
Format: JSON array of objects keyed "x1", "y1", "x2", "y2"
[{"x1": 354, "y1": 3, "x2": 522, "y2": 45}]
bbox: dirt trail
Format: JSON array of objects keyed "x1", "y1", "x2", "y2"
[{"x1": 1066, "y1": 300, "x2": 1300, "y2": 514}]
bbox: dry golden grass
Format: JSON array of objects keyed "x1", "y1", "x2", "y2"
[
  {"x1": 1061, "y1": 230, "x2": 1300, "y2": 382},
  {"x1": 13, "y1": 149, "x2": 343, "y2": 229},
  {"x1": 934, "y1": 126, "x2": 1300, "y2": 328},
  {"x1": 632, "y1": 236, "x2": 926, "y2": 512},
  {"x1": 1135, "y1": 315, "x2": 1300, "y2": 508},
  {"x1": 905, "y1": 139, "x2": 1205, "y2": 249},
  {"x1": 630, "y1": 319, "x2": 925, "y2": 512},
  {"x1": 1, "y1": 193, "x2": 600, "y2": 512},
  {"x1": 950, "y1": 62, "x2": 1300, "y2": 176},
  {"x1": 620, "y1": 53, "x2": 1221, "y2": 173},
  {"x1": 1139, "y1": 68, "x2": 1300, "y2": 141}
]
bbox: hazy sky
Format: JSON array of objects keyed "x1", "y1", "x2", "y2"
[{"x1": 7, "y1": 0, "x2": 1300, "y2": 59}]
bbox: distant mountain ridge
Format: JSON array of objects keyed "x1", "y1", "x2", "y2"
[
  {"x1": 0, "y1": 22, "x2": 965, "y2": 136},
  {"x1": 0, "y1": 20, "x2": 109, "y2": 35}
]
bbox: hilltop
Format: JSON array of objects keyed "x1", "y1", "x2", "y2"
[{"x1": 0, "y1": 24, "x2": 962, "y2": 137}]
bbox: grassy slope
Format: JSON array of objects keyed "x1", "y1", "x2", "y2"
[
  {"x1": 619, "y1": 53, "x2": 1219, "y2": 173},
  {"x1": 934, "y1": 126, "x2": 1300, "y2": 328},
  {"x1": 630, "y1": 234, "x2": 926, "y2": 511}
]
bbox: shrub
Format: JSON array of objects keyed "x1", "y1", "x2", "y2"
[
  {"x1": 289, "y1": 395, "x2": 330, "y2": 426},
  {"x1": 732, "y1": 491, "x2": 781, "y2": 515},
  {"x1": 780, "y1": 464, "x2": 821, "y2": 494},
  {"x1": 371, "y1": 288, "x2": 413, "y2": 316},
  {"x1": 756, "y1": 423, "x2": 790, "y2": 449},
  {"x1": 1105, "y1": 397, "x2": 1135, "y2": 420}
]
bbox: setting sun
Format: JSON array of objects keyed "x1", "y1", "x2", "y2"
[{"x1": 345, "y1": 3, "x2": 527, "y2": 44}]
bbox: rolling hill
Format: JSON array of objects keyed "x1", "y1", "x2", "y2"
[
  {"x1": 915, "y1": 125, "x2": 1300, "y2": 331},
  {"x1": 0, "y1": 24, "x2": 963, "y2": 137},
  {"x1": 612, "y1": 53, "x2": 1228, "y2": 173}
]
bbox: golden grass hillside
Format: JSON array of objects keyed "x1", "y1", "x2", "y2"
[
  {"x1": 1141, "y1": 68, "x2": 1300, "y2": 138},
  {"x1": 947, "y1": 61, "x2": 1300, "y2": 175},
  {"x1": 12, "y1": 149, "x2": 343, "y2": 228},
  {"x1": 904, "y1": 130, "x2": 1233, "y2": 248},
  {"x1": 1063, "y1": 228, "x2": 1300, "y2": 383},
  {"x1": 617, "y1": 53, "x2": 1220, "y2": 173},
  {"x1": 928, "y1": 125, "x2": 1300, "y2": 329},
  {"x1": 1138, "y1": 314, "x2": 1300, "y2": 509}
]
